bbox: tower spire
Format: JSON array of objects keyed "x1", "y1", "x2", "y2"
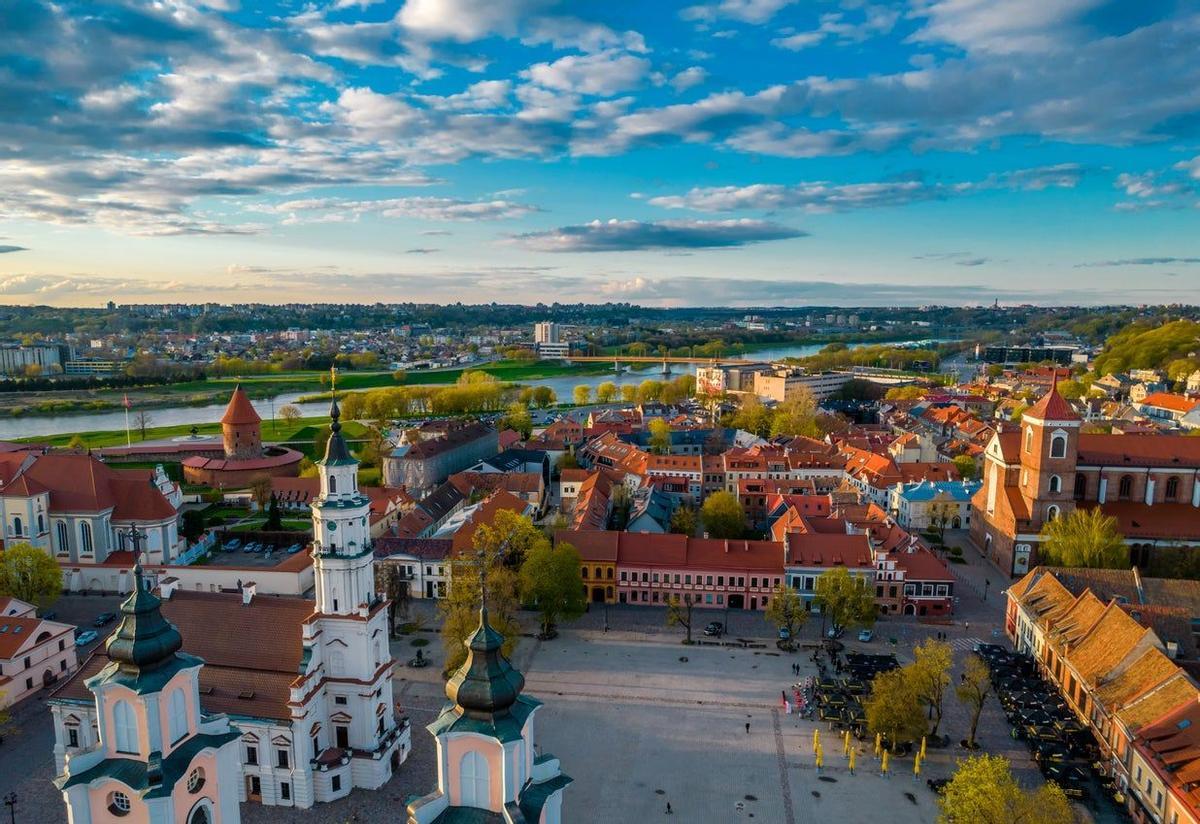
[{"x1": 104, "y1": 525, "x2": 184, "y2": 675}]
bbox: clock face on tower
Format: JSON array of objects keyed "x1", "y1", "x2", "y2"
[{"x1": 327, "y1": 521, "x2": 337, "y2": 531}]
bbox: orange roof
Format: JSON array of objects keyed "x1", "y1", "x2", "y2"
[
  {"x1": 0, "y1": 616, "x2": 72, "y2": 659},
  {"x1": 1024, "y1": 379, "x2": 1079, "y2": 422},
  {"x1": 783, "y1": 532, "x2": 873, "y2": 568},
  {"x1": 557, "y1": 530, "x2": 783, "y2": 573},
  {"x1": 1139, "y1": 392, "x2": 1200, "y2": 414},
  {"x1": 1078, "y1": 433, "x2": 1200, "y2": 468},
  {"x1": 220, "y1": 384, "x2": 261, "y2": 426},
  {"x1": 2, "y1": 451, "x2": 178, "y2": 521},
  {"x1": 450, "y1": 490, "x2": 530, "y2": 555}
]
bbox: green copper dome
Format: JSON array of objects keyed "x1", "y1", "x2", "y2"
[
  {"x1": 105, "y1": 562, "x2": 184, "y2": 673},
  {"x1": 445, "y1": 608, "x2": 525, "y2": 719}
]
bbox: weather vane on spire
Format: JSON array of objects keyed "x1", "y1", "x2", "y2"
[{"x1": 124, "y1": 523, "x2": 148, "y2": 573}]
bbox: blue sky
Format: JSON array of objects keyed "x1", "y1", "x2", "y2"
[{"x1": 1, "y1": 0, "x2": 1199, "y2": 307}]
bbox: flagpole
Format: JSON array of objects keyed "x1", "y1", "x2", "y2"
[{"x1": 124, "y1": 393, "x2": 132, "y2": 447}]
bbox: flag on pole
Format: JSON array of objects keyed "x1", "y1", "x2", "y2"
[{"x1": 122, "y1": 393, "x2": 132, "y2": 409}]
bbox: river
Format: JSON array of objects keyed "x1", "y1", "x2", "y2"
[{"x1": 3, "y1": 338, "x2": 956, "y2": 440}]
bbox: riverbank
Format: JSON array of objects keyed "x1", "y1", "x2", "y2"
[
  {"x1": 15, "y1": 414, "x2": 373, "y2": 450},
  {"x1": 0, "y1": 360, "x2": 608, "y2": 420}
]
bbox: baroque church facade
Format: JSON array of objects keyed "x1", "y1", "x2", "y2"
[{"x1": 52, "y1": 398, "x2": 410, "y2": 815}]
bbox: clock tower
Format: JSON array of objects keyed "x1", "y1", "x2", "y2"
[{"x1": 312, "y1": 397, "x2": 375, "y2": 617}]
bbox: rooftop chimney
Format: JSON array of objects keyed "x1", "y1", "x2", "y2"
[{"x1": 242, "y1": 581, "x2": 257, "y2": 605}]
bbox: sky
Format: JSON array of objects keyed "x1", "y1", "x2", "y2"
[{"x1": 1, "y1": 0, "x2": 1199, "y2": 308}]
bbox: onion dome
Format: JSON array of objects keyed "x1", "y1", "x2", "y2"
[
  {"x1": 105, "y1": 562, "x2": 183, "y2": 674},
  {"x1": 445, "y1": 607, "x2": 525, "y2": 718}
]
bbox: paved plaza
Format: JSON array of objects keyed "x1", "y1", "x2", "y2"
[{"x1": 2, "y1": 546, "x2": 1099, "y2": 823}]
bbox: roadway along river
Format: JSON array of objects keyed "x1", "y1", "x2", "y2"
[{"x1": 2, "y1": 338, "x2": 956, "y2": 440}]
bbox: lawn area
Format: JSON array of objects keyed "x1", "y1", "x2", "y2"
[
  {"x1": 228, "y1": 518, "x2": 311, "y2": 533},
  {"x1": 20, "y1": 414, "x2": 369, "y2": 449}
]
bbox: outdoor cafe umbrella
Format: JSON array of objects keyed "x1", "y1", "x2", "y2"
[{"x1": 919, "y1": 736, "x2": 927, "y2": 760}]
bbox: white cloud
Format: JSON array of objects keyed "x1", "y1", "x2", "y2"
[
  {"x1": 681, "y1": 0, "x2": 796, "y2": 25},
  {"x1": 522, "y1": 51, "x2": 651, "y2": 97},
  {"x1": 670, "y1": 66, "x2": 708, "y2": 92},
  {"x1": 267, "y1": 195, "x2": 540, "y2": 223}
]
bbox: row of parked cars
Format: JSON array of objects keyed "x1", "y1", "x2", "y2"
[{"x1": 221, "y1": 538, "x2": 304, "y2": 555}]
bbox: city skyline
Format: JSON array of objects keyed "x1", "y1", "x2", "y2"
[{"x1": 2, "y1": 0, "x2": 1199, "y2": 307}]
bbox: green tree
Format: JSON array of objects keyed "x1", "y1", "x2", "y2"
[
  {"x1": 67, "y1": 434, "x2": 87, "y2": 451},
  {"x1": 700, "y1": 490, "x2": 744, "y2": 539},
  {"x1": 665, "y1": 593, "x2": 697, "y2": 644},
  {"x1": 502, "y1": 403, "x2": 533, "y2": 439},
  {"x1": 927, "y1": 497, "x2": 959, "y2": 543},
  {"x1": 770, "y1": 390, "x2": 820, "y2": 438},
  {"x1": 596, "y1": 381, "x2": 617, "y2": 403},
  {"x1": 1039, "y1": 507, "x2": 1129, "y2": 568},
  {"x1": 0, "y1": 543, "x2": 62, "y2": 609},
  {"x1": 912, "y1": 639, "x2": 953, "y2": 736},
  {"x1": 440, "y1": 555, "x2": 520, "y2": 672},
  {"x1": 249, "y1": 474, "x2": 273, "y2": 509},
  {"x1": 181, "y1": 509, "x2": 206, "y2": 543},
  {"x1": 532, "y1": 386, "x2": 556, "y2": 408},
  {"x1": 669, "y1": 505, "x2": 698, "y2": 536},
  {"x1": 937, "y1": 754, "x2": 1075, "y2": 824},
  {"x1": 573, "y1": 385, "x2": 592, "y2": 405},
  {"x1": 731, "y1": 395, "x2": 772, "y2": 438},
  {"x1": 279, "y1": 404, "x2": 302, "y2": 426},
  {"x1": 764, "y1": 584, "x2": 806, "y2": 649},
  {"x1": 952, "y1": 454, "x2": 978, "y2": 481},
  {"x1": 265, "y1": 493, "x2": 283, "y2": 530},
  {"x1": 648, "y1": 418, "x2": 672, "y2": 454},
  {"x1": 885, "y1": 385, "x2": 926, "y2": 401},
  {"x1": 473, "y1": 510, "x2": 547, "y2": 571},
  {"x1": 519, "y1": 540, "x2": 586, "y2": 638},
  {"x1": 814, "y1": 567, "x2": 876, "y2": 634},
  {"x1": 620, "y1": 385, "x2": 637, "y2": 403},
  {"x1": 956, "y1": 656, "x2": 993, "y2": 749},
  {"x1": 865, "y1": 667, "x2": 927, "y2": 751}
]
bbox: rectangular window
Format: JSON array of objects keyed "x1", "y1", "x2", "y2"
[
  {"x1": 751, "y1": 577, "x2": 758, "y2": 588},
  {"x1": 59, "y1": 639, "x2": 65, "y2": 651},
  {"x1": 60, "y1": 660, "x2": 67, "y2": 671},
  {"x1": 717, "y1": 595, "x2": 724, "y2": 605},
  {"x1": 68, "y1": 728, "x2": 79, "y2": 748},
  {"x1": 620, "y1": 571, "x2": 627, "y2": 581},
  {"x1": 281, "y1": 783, "x2": 291, "y2": 801},
  {"x1": 246, "y1": 745, "x2": 258, "y2": 765},
  {"x1": 717, "y1": 576, "x2": 724, "y2": 586},
  {"x1": 652, "y1": 573, "x2": 659, "y2": 583},
  {"x1": 705, "y1": 595, "x2": 713, "y2": 604},
  {"x1": 706, "y1": 576, "x2": 713, "y2": 585},
  {"x1": 674, "y1": 574, "x2": 681, "y2": 584},
  {"x1": 642, "y1": 572, "x2": 648, "y2": 582},
  {"x1": 332, "y1": 775, "x2": 342, "y2": 793},
  {"x1": 685, "y1": 574, "x2": 691, "y2": 584},
  {"x1": 335, "y1": 696, "x2": 347, "y2": 705},
  {"x1": 276, "y1": 749, "x2": 289, "y2": 769},
  {"x1": 25, "y1": 677, "x2": 32, "y2": 690}
]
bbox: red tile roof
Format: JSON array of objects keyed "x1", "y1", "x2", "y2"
[
  {"x1": 1024, "y1": 380, "x2": 1079, "y2": 422},
  {"x1": 220, "y1": 384, "x2": 261, "y2": 426},
  {"x1": 783, "y1": 532, "x2": 873, "y2": 568}
]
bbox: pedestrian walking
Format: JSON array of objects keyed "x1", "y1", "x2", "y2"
[
  {"x1": 666, "y1": 802, "x2": 673, "y2": 815},
  {"x1": 745, "y1": 722, "x2": 750, "y2": 734}
]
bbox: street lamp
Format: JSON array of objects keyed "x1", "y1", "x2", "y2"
[{"x1": 4, "y1": 791, "x2": 16, "y2": 824}]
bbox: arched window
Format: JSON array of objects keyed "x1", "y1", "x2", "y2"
[
  {"x1": 1046, "y1": 505, "x2": 1060, "y2": 522},
  {"x1": 581, "y1": 567, "x2": 589, "y2": 579},
  {"x1": 167, "y1": 689, "x2": 188, "y2": 743},
  {"x1": 1166, "y1": 476, "x2": 1180, "y2": 501},
  {"x1": 56, "y1": 521, "x2": 68, "y2": 550},
  {"x1": 1119, "y1": 475, "x2": 1133, "y2": 500},
  {"x1": 108, "y1": 791, "x2": 132, "y2": 817},
  {"x1": 460, "y1": 750, "x2": 491, "y2": 807},
  {"x1": 37, "y1": 514, "x2": 44, "y2": 533},
  {"x1": 1025, "y1": 428, "x2": 1032, "y2": 453},
  {"x1": 1050, "y1": 435, "x2": 1067, "y2": 459},
  {"x1": 188, "y1": 803, "x2": 211, "y2": 824},
  {"x1": 329, "y1": 475, "x2": 337, "y2": 494},
  {"x1": 12, "y1": 516, "x2": 22, "y2": 536},
  {"x1": 606, "y1": 567, "x2": 613, "y2": 579},
  {"x1": 113, "y1": 700, "x2": 137, "y2": 753},
  {"x1": 1048, "y1": 475, "x2": 1061, "y2": 493},
  {"x1": 80, "y1": 522, "x2": 93, "y2": 554},
  {"x1": 1074, "y1": 473, "x2": 1087, "y2": 500}
]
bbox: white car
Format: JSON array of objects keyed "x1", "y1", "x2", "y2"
[{"x1": 858, "y1": 629, "x2": 874, "y2": 643}]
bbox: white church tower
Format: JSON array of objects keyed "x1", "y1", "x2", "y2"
[{"x1": 305, "y1": 396, "x2": 408, "y2": 796}]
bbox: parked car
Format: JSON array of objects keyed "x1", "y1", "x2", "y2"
[
  {"x1": 858, "y1": 629, "x2": 874, "y2": 643},
  {"x1": 93, "y1": 612, "x2": 116, "y2": 628},
  {"x1": 242, "y1": 542, "x2": 259, "y2": 553},
  {"x1": 286, "y1": 543, "x2": 302, "y2": 554},
  {"x1": 223, "y1": 539, "x2": 241, "y2": 552},
  {"x1": 75, "y1": 630, "x2": 99, "y2": 647},
  {"x1": 826, "y1": 626, "x2": 845, "y2": 639},
  {"x1": 702, "y1": 621, "x2": 724, "y2": 637}
]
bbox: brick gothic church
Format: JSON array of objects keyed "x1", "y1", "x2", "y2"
[{"x1": 971, "y1": 379, "x2": 1200, "y2": 577}]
